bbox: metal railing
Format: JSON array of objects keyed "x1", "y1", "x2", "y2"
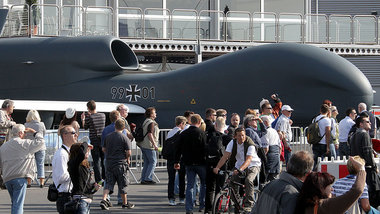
[{"x1": 2, "y1": 4, "x2": 380, "y2": 45}]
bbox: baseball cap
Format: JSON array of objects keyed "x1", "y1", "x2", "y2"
[
  {"x1": 281, "y1": 105, "x2": 294, "y2": 112},
  {"x1": 259, "y1": 99, "x2": 269, "y2": 109},
  {"x1": 65, "y1": 107, "x2": 76, "y2": 119}
]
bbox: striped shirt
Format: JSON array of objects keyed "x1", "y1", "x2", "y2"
[
  {"x1": 332, "y1": 174, "x2": 368, "y2": 200},
  {"x1": 84, "y1": 112, "x2": 105, "y2": 144}
]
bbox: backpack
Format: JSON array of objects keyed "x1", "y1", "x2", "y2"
[
  {"x1": 162, "y1": 130, "x2": 181, "y2": 160},
  {"x1": 306, "y1": 116, "x2": 325, "y2": 145},
  {"x1": 133, "y1": 119, "x2": 151, "y2": 145},
  {"x1": 205, "y1": 131, "x2": 225, "y2": 164}
]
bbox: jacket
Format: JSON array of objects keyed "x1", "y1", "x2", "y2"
[
  {"x1": 0, "y1": 110, "x2": 15, "y2": 143},
  {"x1": 251, "y1": 172, "x2": 303, "y2": 214},
  {"x1": 175, "y1": 125, "x2": 207, "y2": 166},
  {"x1": 0, "y1": 133, "x2": 44, "y2": 183},
  {"x1": 350, "y1": 128, "x2": 377, "y2": 170}
]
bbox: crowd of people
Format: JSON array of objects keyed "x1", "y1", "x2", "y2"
[{"x1": 0, "y1": 95, "x2": 379, "y2": 214}]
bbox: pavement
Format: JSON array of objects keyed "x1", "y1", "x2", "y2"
[{"x1": 0, "y1": 168, "x2": 191, "y2": 214}]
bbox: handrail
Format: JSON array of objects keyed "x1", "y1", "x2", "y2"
[{"x1": 2, "y1": 4, "x2": 380, "y2": 46}]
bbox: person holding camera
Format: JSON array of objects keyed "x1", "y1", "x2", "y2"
[
  {"x1": 213, "y1": 127, "x2": 261, "y2": 213},
  {"x1": 67, "y1": 141, "x2": 100, "y2": 214}
]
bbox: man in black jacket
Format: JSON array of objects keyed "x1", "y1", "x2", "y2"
[
  {"x1": 175, "y1": 114, "x2": 207, "y2": 214},
  {"x1": 350, "y1": 114, "x2": 380, "y2": 208}
]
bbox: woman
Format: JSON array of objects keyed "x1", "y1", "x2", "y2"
[
  {"x1": 24, "y1": 109, "x2": 46, "y2": 188},
  {"x1": 295, "y1": 157, "x2": 366, "y2": 214},
  {"x1": 59, "y1": 107, "x2": 80, "y2": 134},
  {"x1": 68, "y1": 142, "x2": 100, "y2": 214},
  {"x1": 139, "y1": 107, "x2": 160, "y2": 184}
]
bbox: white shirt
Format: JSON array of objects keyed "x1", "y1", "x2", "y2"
[
  {"x1": 261, "y1": 127, "x2": 281, "y2": 147},
  {"x1": 314, "y1": 114, "x2": 331, "y2": 145},
  {"x1": 226, "y1": 140, "x2": 261, "y2": 169},
  {"x1": 275, "y1": 114, "x2": 292, "y2": 142},
  {"x1": 166, "y1": 126, "x2": 182, "y2": 139},
  {"x1": 338, "y1": 116, "x2": 355, "y2": 142},
  {"x1": 52, "y1": 144, "x2": 72, "y2": 193}
]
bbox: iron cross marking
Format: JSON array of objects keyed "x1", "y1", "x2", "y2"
[{"x1": 126, "y1": 84, "x2": 141, "y2": 102}]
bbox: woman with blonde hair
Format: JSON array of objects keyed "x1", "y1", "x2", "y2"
[{"x1": 24, "y1": 109, "x2": 46, "y2": 188}]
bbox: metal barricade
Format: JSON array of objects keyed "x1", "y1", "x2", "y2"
[
  {"x1": 31, "y1": 4, "x2": 60, "y2": 37},
  {"x1": 8, "y1": 4, "x2": 29, "y2": 37},
  {"x1": 304, "y1": 14, "x2": 328, "y2": 44},
  {"x1": 353, "y1": 15, "x2": 377, "y2": 44},
  {"x1": 329, "y1": 14, "x2": 352, "y2": 44},
  {"x1": 61, "y1": 5, "x2": 84, "y2": 37},
  {"x1": 144, "y1": 8, "x2": 170, "y2": 39},
  {"x1": 225, "y1": 11, "x2": 251, "y2": 42},
  {"x1": 199, "y1": 10, "x2": 225, "y2": 41},
  {"x1": 118, "y1": 7, "x2": 143, "y2": 39},
  {"x1": 278, "y1": 13, "x2": 303, "y2": 42},
  {"x1": 290, "y1": 126, "x2": 312, "y2": 153},
  {"x1": 252, "y1": 12, "x2": 277, "y2": 42},
  {"x1": 171, "y1": 9, "x2": 198, "y2": 40},
  {"x1": 84, "y1": 6, "x2": 113, "y2": 36}
]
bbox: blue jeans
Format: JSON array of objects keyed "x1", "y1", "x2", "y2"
[
  {"x1": 5, "y1": 178, "x2": 27, "y2": 214},
  {"x1": 329, "y1": 143, "x2": 337, "y2": 159},
  {"x1": 35, "y1": 150, "x2": 45, "y2": 178},
  {"x1": 140, "y1": 148, "x2": 157, "y2": 182},
  {"x1": 77, "y1": 199, "x2": 90, "y2": 214},
  {"x1": 185, "y1": 165, "x2": 206, "y2": 212},
  {"x1": 339, "y1": 142, "x2": 350, "y2": 159}
]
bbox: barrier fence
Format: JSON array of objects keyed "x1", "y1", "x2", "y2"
[{"x1": 1, "y1": 4, "x2": 380, "y2": 45}]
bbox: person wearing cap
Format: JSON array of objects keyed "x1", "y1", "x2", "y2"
[
  {"x1": 275, "y1": 104, "x2": 294, "y2": 165},
  {"x1": 311, "y1": 104, "x2": 332, "y2": 168},
  {"x1": 59, "y1": 107, "x2": 80, "y2": 134}
]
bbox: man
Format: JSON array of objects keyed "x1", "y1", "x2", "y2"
[
  {"x1": 358, "y1": 102, "x2": 376, "y2": 138},
  {"x1": 52, "y1": 125, "x2": 78, "y2": 214},
  {"x1": 227, "y1": 113, "x2": 240, "y2": 139},
  {"x1": 261, "y1": 115, "x2": 281, "y2": 181},
  {"x1": 116, "y1": 104, "x2": 133, "y2": 140},
  {"x1": 81, "y1": 100, "x2": 106, "y2": 183},
  {"x1": 332, "y1": 156, "x2": 374, "y2": 213},
  {"x1": 183, "y1": 110, "x2": 194, "y2": 130},
  {"x1": 0, "y1": 99, "x2": 16, "y2": 145},
  {"x1": 251, "y1": 151, "x2": 314, "y2": 214},
  {"x1": 260, "y1": 93, "x2": 283, "y2": 120},
  {"x1": 338, "y1": 108, "x2": 356, "y2": 159},
  {"x1": 311, "y1": 104, "x2": 331, "y2": 167},
  {"x1": 0, "y1": 99, "x2": 16, "y2": 188},
  {"x1": 101, "y1": 110, "x2": 125, "y2": 206},
  {"x1": 0, "y1": 124, "x2": 43, "y2": 214},
  {"x1": 174, "y1": 114, "x2": 207, "y2": 214},
  {"x1": 100, "y1": 119, "x2": 134, "y2": 210},
  {"x1": 205, "y1": 117, "x2": 232, "y2": 213},
  {"x1": 166, "y1": 116, "x2": 187, "y2": 206},
  {"x1": 204, "y1": 108, "x2": 216, "y2": 133},
  {"x1": 350, "y1": 114, "x2": 380, "y2": 208},
  {"x1": 275, "y1": 105, "x2": 294, "y2": 164},
  {"x1": 213, "y1": 127, "x2": 261, "y2": 213}
]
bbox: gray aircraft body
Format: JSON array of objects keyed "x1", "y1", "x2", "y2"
[{"x1": 0, "y1": 35, "x2": 373, "y2": 128}]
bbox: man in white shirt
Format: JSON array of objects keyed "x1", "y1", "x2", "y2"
[
  {"x1": 261, "y1": 115, "x2": 281, "y2": 181},
  {"x1": 312, "y1": 104, "x2": 331, "y2": 167},
  {"x1": 52, "y1": 125, "x2": 78, "y2": 214},
  {"x1": 213, "y1": 127, "x2": 261, "y2": 213},
  {"x1": 338, "y1": 108, "x2": 356, "y2": 159},
  {"x1": 275, "y1": 105, "x2": 294, "y2": 164}
]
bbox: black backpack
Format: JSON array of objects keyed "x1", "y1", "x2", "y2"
[
  {"x1": 306, "y1": 116, "x2": 326, "y2": 145},
  {"x1": 133, "y1": 119, "x2": 151, "y2": 145},
  {"x1": 206, "y1": 131, "x2": 225, "y2": 164},
  {"x1": 162, "y1": 130, "x2": 181, "y2": 160}
]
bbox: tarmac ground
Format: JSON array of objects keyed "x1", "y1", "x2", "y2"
[{"x1": 0, "y1": 168, "x2": 189, "y2": 214}]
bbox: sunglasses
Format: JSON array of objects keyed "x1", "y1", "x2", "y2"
[{"x1": 65, "y1": 131, "x2": 77, "y2": 135}]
